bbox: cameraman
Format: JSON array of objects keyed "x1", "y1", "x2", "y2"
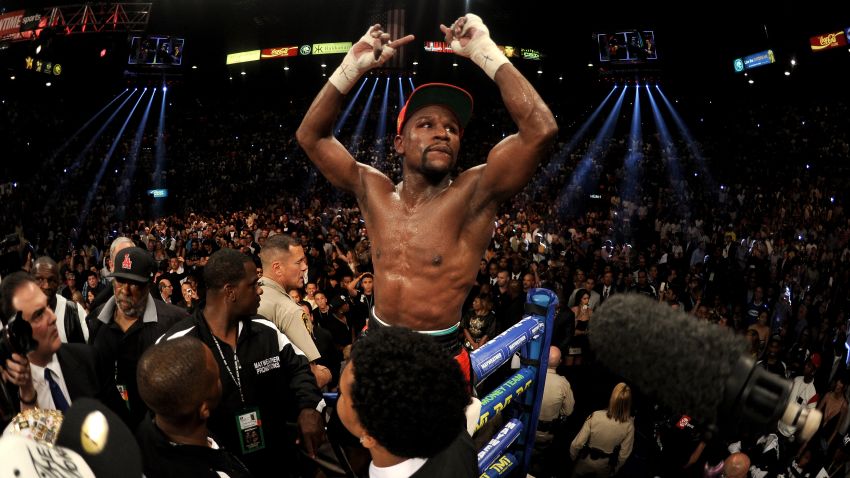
[{"x1": 0, "y1": 272, "x2": 126, "y2": 418}]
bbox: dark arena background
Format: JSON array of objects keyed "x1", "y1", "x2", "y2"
[{"x1": 2, "y1": 0, "x2": 850, "y2": 477}]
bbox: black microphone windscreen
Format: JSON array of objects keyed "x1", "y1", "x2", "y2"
[{"x1": 591, "y1": 294, "x2": 748, "y2": 424}]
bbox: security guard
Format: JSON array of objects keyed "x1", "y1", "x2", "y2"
[{"x1": 159, "y1": 248, "x2": 324, "y2": 477}]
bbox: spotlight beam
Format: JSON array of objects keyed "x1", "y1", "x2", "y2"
[
  {"x1": 655, "y1": 87, "x2": 717, "y2": 193},
  {"x1": 117, "y1": 87, "x2": 156, "y2": 217},
  {"x1": 350, "y1": 78, "x2": 379, "y2": 153},
  {"x1": 647, "y1": 87, "x2": 690, "y2": 219},
  {"x1": 374, "y1": 78, "x2": 391, "y2": 167},
  {"x1": 151, "y1": 86, "x2": 168, "y2": 218},
  {"x1": 69, "y1": 89, "x2": 138, "y2": 171},
  {"x1": 50, "y1": 89, "x2": 129, "y2": 162},
  {"x1": 79, "y1": 88, "x2": 146, "y2": 227},
  {"x1": 398, "y1": 77, "x2": 406, "y2": 111},
  {"x1": 558, "y1": 86, "x2": 628, "y2": 217},
  {"x1": 334, "y1": 78, "x2": 369, "y2": 136},
  {"x1": 531, "y1": 86, "x2": 618, "y2": 191},
  {"x1": 620, "y1": 85, "x2": 642, "y2": 204}
]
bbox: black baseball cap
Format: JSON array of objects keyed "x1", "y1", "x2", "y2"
[
  {"x1": 396, "y1": 83, "x2": 473, "y2": 135},
  {"x1": 109, "y1": 247, "x2": 156, "y2": 283},
  {"x1": 56, "y1": 398, "x2": 142, "y2": 477},
  {"x1": 329, "y1": 294, "x2": 352, "y2": 311}
]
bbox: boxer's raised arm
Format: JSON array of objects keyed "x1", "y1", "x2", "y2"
[
  {"x1": 442, "y1": 14, "x2": 557, "y2": 206},
  {"x1": 297, "y1": 25, "x2": 413, "y2": 195}
]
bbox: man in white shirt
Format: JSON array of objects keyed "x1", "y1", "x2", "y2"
[
  {"x1": 777, "y1": 354, "x2": 820, "y2": 442},
  {"x1": 32, "y1": 256, "x2": 89, "y2": 343}
]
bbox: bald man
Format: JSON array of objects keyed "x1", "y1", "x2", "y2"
[
  {"x1": 539, "y1": 346, "x2": 575, "y2": 424},
  {"x1": 723, "y1": 452, "x2": 750, "y2": 478}
]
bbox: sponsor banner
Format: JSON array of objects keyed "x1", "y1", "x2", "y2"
[
  {"x1": 25, "y1": 56, "x2": 62, "y2": 75},
  {"x1": 226, "y1": 50, "x2": 261, "y2": 65},
  {"x1": 0, "y1": 10, "x2": 24, "y2": 40},
  {"x1": 521, "y1": 48, "x2": 541, "y2": 60},
  {"x1": 743, "y1": 49, "x2": 775, "y2": 69},
  {"x1": 425, "y1": 41, "x2": 453, "y2": 53},
  {"x1": 846, "y1": 27, "x2": 850, "y2": 43},
  {"x1": 311, "y1": 42, "x2": 351, "y2": 55},
  {"x1": 810, "y1": 31, "x2": 847, "y2": 52},
  {"x1": 733, "y1": 49, "x2": 775, "y2": 73},
  {"x1": 19, "y1": 10, "x2": 43, "y2": 32},
  {"x1": 260, "y1": 46, "x2": 298, "y2": 59}
]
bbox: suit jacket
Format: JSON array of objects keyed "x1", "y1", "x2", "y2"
[
  {"x1": 57, "y1": 344, "x2": 131, "y2": 424},
  {"x1": 594, "y1": 283, "x2": 617, "y2": 304}
]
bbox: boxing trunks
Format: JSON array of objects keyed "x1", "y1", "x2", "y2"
[{"x1": 365, "y1": 307, "x2": 473, "y2": 388}]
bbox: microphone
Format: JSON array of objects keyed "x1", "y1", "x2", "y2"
[{"x1": 590, "y1": 294, "x2": 821, "y2": 440}]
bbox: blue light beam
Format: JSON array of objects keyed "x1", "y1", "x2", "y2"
[
  {"x1": 334, "y1": 78, "x2": 369, "y2": 136},
  {"x1": 349, "y1": 78, "x2": 379, "y2": 155},
  {"x1": 558, "y1": 86, "x2": 628, "y2": 218},
  {"x1": 79, "y1": 88, "x2": 147, "y2": 227},
  {"x1": 647, "y1": 87, "x2": 691, "y2": 220}
]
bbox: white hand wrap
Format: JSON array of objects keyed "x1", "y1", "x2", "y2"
[
  {"x1": 329, "y1": 27, "x2": 395, "y2": 94},
  {"x1": 450, "y1": 14, "x2": 509, "y2": 80}
]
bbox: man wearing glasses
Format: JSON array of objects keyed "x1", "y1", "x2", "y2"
[{"x1": 87, "y1": 247, "x2": 189, "y2": 426}]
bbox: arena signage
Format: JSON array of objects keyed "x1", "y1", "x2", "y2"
[
  {"x1": 311, "y1": 42, "x2": 351, "y2": 55},
  {"x1": 733, "y1": 49, "x2": 775, "y2": 73},
  {"x1": 226, "y1": 50, "x2": 260, "y2": 65},
  {"x1": 147, "y1": 189, "x2": 168, "y2": 198},
  {"x1": 260, "y1": 46, "x2": 298, "y2": 59},
  {"x1": 809, "y1": 31, "x2": 847, "y2": 52},
  {"x1": 521, "y1": 48, "x2": 541, "y2": 60},
  {"x1": 19, "y1": 10, "x2": 43, "y2": 32},
  {"x1": 0, "y1": 10, "x2": 23, "y2": 40},
  {"x1": 25, "y1": 56, "x2": 62, "y2": 75},
  {"x1": 424, "y1": 41, "x2": 453, "y2": 53}
]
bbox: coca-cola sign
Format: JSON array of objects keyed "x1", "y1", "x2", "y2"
[
  {"x1": 261, "y1": 46, "x2": 298, "y2": 59},
  {"x1": 810, "y1": 31, "x2": 847, "y2": 52}
]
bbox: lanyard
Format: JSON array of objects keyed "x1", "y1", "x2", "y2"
[{"x1": 211, "y1": 335, "x2": 244, "y2": 404}]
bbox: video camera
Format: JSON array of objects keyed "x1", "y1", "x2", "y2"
[{"x1": 0, "y1": 312, "x2": 39, "y2": 367}]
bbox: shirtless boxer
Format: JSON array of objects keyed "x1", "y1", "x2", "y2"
[{"x1": 297, "y1": 14, "x2": 557, "y2": 377}]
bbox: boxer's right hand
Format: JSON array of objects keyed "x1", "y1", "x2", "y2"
[
  {"x1": 329, "y1": 25, "x2": 415, "y2": 95},
  {"x1": 440, "y1": 14, "x2": 508, "y2": 80}
]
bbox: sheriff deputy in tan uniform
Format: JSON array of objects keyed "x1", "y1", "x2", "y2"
[{"x1": 258, "y1": 234, "x2": 331, "y2": 388}]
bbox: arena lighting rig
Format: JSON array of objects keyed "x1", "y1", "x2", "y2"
[{"x1": 0, "y1": 3, "x2": 151, "y2": 43}]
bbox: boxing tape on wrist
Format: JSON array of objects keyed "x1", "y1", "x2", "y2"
[
  {"x1": 329, "y1": 27, "x2": 395, "y2": 94},
  {"x1": 328, "y1": 51, "x2": 364, "y2": 95},
  {"x1": 450, "y1": 14, "x2": 509, "y2": 80}
]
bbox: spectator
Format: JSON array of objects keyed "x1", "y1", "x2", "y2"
[
  {"x1": 336, "y1": 326, "x2": 476, "y2": 477},
  {"x1": 32, "y1": 256, "x2": 89, "y2": 343},
  {"x1": 136, "y1": 336, "x2": 251, "y2": 477},
  {"x1": 87, "y1": 247, "x2": 189, "y2": 427},
  {"x1": 158, "y1": 248, "x2": 324, "y2": 476}
]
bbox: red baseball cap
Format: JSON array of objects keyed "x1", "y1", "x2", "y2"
[{"x1": 396, "y1": 83, "x2": 473, "y2": 135}]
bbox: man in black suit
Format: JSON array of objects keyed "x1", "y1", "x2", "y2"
[
  {"x1": 595, "y1": 270, "x2": 617, "y2": 304},
  {"x1": 0, "y1": 272, "x2": 126, "y2": 419},
  {"x1": 87, "y1": 247, "x2": 188, "y2": 427}
]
